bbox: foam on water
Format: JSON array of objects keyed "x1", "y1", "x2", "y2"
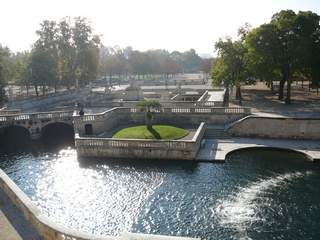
[{"x1": 214, "y1": 171, "x2": 313, "y2": 239}]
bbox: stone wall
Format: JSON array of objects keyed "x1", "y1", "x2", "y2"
[
  {"x1": 73, "y1": 107, "x2": 250, "y2": 136},
  {"x1": 75, "y1": 122, "x2": 206, "y2": 160},
  {"x1": 7, "y1": 88, "x2": 89, "y2": 112},
  {"x1": 86, "y1": 99, "x2": 218, "y2": 108},
  {"x1": 228, "y1": 116, "x2": 320, "y2": 140}
]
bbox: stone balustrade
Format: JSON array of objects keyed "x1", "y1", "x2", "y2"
[
  {"x1": 0, "y1": 110, "x2": 74, "y2": 123},
  {"x1": 0, "y1": 109, "x2": 21, "y2": 115},
  {"x1": 75, "y1": 107, "x2": 251, "y2": 120},
  {"x1": 75, "y1": 122, "x2": 206, "y2": 160},
  {"x1": 76, "y1": 138, "x2": 191, "y2": 150}
]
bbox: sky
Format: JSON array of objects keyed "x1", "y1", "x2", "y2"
[{"x1": 1, "y1": 0, "x2": 320, "y2": 56}]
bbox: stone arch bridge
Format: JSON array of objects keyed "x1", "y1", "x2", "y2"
[{"x1": 0, "y1": 111, "x2": 74, "y2": 140}]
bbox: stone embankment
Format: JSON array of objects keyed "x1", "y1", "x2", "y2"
[{"x1": 0, "y1": 169, "x2": 199, "y2": 240}]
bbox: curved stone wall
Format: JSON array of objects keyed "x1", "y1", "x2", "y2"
[
  {"x1": 228, "y1": 116, "x2": 320, "y2": 140},
  {"x1": 0, "y1": 169, "x2": 198, "y2": 240}
]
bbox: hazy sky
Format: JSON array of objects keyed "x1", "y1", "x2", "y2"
[{"x1": 1, "y1": 0, "x2": 320, "y2": 55}]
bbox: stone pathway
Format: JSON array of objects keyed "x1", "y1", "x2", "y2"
[
  {"x1": 0, "y1": 190, "x2": 41, "y2": 240},
  {"x1": 196, "y1": 138, "x2": 320, "y2": 162}
]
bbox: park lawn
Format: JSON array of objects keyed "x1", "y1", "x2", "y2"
[{"x1": 113, "y1": 125, "x2": 189, "y2": 140}]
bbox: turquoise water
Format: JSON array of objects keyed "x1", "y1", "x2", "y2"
[{"x1": 0, "y1": 147, "x2": 319, "y2": 240}]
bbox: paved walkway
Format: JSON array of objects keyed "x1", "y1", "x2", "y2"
[
  {"x1": 253, "y1": 111, "x2": 320, "y2": 118},
  {"x1": 196, "y1": 138, "x2": 320, "y2": 162},
  {"x1": 0, "y1": 190, "x2": 41, "y2": 240}
]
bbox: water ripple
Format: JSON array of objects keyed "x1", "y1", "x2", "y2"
[{"x1": 214, "y1": 171, "x2": 313, "y2": 239}]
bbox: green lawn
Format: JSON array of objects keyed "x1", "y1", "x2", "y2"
[{"x1": 112, "y1": 125, "x2": 189, "y2": 140}]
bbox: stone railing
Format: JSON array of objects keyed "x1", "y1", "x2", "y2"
[
  {"x1": 0, "y1": 169, "x2": 199, "y2": 240},
  {"x1": 0, "y1": 108, "x2": 21, "y2": 115},
  {"x1": 76, "y1": 137, "x2": 192, "y2": 150},
  {"x1": 160, "y1": 107, "x2": 250, "y2": 114},
  {"x1": 74, "y1": 107, "x2": 119, "y2": 123},
  {"x1": 75, "y1": 122, "x2": 206, "y2": 160},
  {"x1": 197, "y1": 90, "x2": 209, "y2": 102},
  {"x1": 87, "y1": 99, "x2": 221, "y2": 108},
  {"x1": 76, "y1": 107, "x2": 251, "y2": 120},
  {"x1": 0, "y1": 110, "x2": 74, "y2": 123}
]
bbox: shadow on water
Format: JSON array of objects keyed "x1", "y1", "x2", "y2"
[
  {"x1": 0, "y1": 123, "x2": 75, "y2": 154},
  {"x1": 78, "y1": 156, "x2": 199, "y2": 172},
  {"x1": 0, "y1": 126, "x2": 32, "y2": 153},
  {"x1": 40, "y1": 122, "x2": 75, "y2": 151},
  {"x1": 226, "y1": 147, "x2": 312, "y2": 162},
  {"x1": 225, "y1": 148, "x2": 319, "y2": 175}
]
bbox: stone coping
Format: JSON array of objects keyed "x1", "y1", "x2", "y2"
[{"x1": 0, "y1": 169, "x2": 199, "y2": 240}]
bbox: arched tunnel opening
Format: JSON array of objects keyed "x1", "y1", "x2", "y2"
[
  {"x1": 226, "y1": 147, "x2": 312, "y2": 164},
  {"x1": 41, "y1": 122, "x2": 75, "y2": 150},
  {"x1": 0, "y1": 126, "x2": 32, "y2": 151}
]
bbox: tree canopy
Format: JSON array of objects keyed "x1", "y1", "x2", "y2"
[
  {"x1": 0, "y1": 46, "x2": 12, "y2": 104},
  {"x1": 0, "y1": 16, "x2": 209, "y2": 103},
  {"x1": 246, "y1": 10, "x2": 320, "y2": 104},
  {"x1": 212, "y1": 10, "x2": 320, "y2": 104}
]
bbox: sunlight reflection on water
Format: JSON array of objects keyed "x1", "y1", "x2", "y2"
[{"x1": 29, "y1": 148, "x2": 165, "y2": 235}]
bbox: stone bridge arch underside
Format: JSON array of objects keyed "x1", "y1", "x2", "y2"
[
  {"x1": 0, "y1": 111, "x2": 74, "y2": 147},
  {"x1": 0, "y1": 122, "x2": 75, "y2": 150},
  {"x1": 40, "y1": 122, "x2": 75, "y2": 145},
  {"x1": 225, "y1": 146, "x2": 313, "y2": 162}
]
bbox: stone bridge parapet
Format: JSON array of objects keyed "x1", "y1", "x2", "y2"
[{"x1": 0, "y1": 111, "x2": 74, "y2": 140}]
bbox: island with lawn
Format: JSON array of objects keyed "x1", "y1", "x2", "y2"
[
  {"x1": 75, "y1": 100, "x2": 206, "y2": 161},
  {"x1": 113, "y1": 125, "x2": 189, "y2": 140}
]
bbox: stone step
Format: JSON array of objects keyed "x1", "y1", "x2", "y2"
[{"x1": 204, "y1": 128, "x2": 231, "y2": 139}]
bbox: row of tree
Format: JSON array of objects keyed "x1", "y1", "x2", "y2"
[
  {"x1": 0, "y1": 17, "x2": 212, "y2": 105},
  {"x1": 212, "y1": 10, "x2": 320, "y2": 105},
  {"x1": 100, "y1": 47, "x2": 209, "y2": 81}
]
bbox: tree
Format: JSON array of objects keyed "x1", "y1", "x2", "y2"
[
  {"x1": 136, "y1": 100, "x2": 162, "y2": 130},
  {"x1": 12, "y1": 52, "x2": 32, "y2": 95},
  {"x1": 57, "y1": 17, "x2": 76, "y2": 89},
  {"x1": 310, "y1": 26, "x2": 320, "y2": 93},
  {"x1": 200, "y1": 58, "x2": 213, "y2": 83},
  {"x1": 0, "y1": 46, "x2": 11, "y2": 105},
  {"x1": 211, "y1": 35, "x2": 250, "y2": 106},
  {"x1": 34, "y1": 20, "x2": 60, "y2": 92},
  {"x1": 30, "y1": 48, "x2": 58, "y2": 96},
  {"x1": 72, "y1": 17, "x2": 101, "y2": 87},
  {"x1": 246, "y1": 23, "x2": 281, "y2": 93},
  {"x1": 246, "y1": 10, "x2": 313, "y2": 104},
  {"x1": 181, "y1": 49, "x2": 202, "y2": 72},
  {"x1": 295, "y1": 11, "x2": 320, "y2": 93}
]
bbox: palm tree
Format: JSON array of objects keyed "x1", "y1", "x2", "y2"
[{"x1": 136, "y1": 100, "x2": 162, "y2": 130}]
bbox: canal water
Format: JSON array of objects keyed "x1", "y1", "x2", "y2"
[{"x1": 0, "y1": 146, "x2": 320, "y2": 240}]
